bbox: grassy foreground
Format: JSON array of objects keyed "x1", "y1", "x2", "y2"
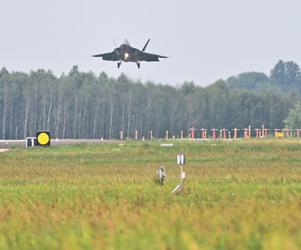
[{"x1": 0, "y1": 139, "x2": 301, "y2": 250}]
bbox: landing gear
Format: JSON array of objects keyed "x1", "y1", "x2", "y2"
[
  {"x1": 117, "y1": 61, "x2": 122, "y2": 68},
  {"x1": 136, "y1": 62, "x2": 140, "y2": 69}
]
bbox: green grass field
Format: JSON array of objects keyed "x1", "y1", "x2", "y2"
[{"x1": 0, "y1": 139, "x2": 301, "y2": 250}]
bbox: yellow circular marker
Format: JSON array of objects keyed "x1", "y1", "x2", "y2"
[{"x1": 37, "y1": 132, "x2": 50, "y2": 145}]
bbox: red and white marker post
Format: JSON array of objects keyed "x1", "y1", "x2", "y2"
[
  {"x1": 233, "y1": 128, "x2": 239, "y2": 139},
  {"x1": 255, "y1": 128, "x2": 260, "y2": 138},
  {"x1": 243, "y1": 128, "x2": 249, "y2": 138},
  {"x1": 201, "y1": 128, "x2": 207, "y2": 140},
  {"x1": 211, "y1": 128, "x2": 217, "y2": 140},
  {"x1": 190, "y1": 127, "x2": 196, "y2": 140}
]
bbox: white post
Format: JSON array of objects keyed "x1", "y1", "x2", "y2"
[
  {"x1": 177, "y1": 154, "x2": 185, "y2": 185},
  {"x1": 135, "y1": 130, "x2": 138, "y2": 140},
  {"x1": 248, "y1": 125, "x2": 251, "y2": 138},
  {"x1": 180, "y1": 165, "x2": 183, "y2": 184},
  {"x1": 172, "y1": 154, "x2": 186, "y2": 194}
]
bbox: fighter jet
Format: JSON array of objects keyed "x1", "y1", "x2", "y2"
[{"x1": 92, "y1": 39, "x2": 167, "y2": 68}]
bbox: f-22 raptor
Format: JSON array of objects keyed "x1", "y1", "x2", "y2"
[{"x1": 92, "y1": 39, "x2": 167, "y2": 68}]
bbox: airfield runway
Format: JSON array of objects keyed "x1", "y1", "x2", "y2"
[
  {"x1": 0, "y1": 148, "x2": 10, "y2": 153},
  {"x1": 0, "y1": 139, "x2": 114, "y2": 149}
]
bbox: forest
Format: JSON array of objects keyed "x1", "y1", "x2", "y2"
[{"x1": 0, "y1": 60, "x2": 301, "y2": 139}]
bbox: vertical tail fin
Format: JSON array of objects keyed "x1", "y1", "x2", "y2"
[{"x1": 142, "y1": 39, "x2": 150, "y2": 52}]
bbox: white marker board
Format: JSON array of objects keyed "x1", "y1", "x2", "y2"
[{"x1": 177, "y1": 154, "x2": 185, "y2": 165}]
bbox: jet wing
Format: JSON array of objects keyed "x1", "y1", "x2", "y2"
[
  {"x1": 139, "y1": 52, "x2": 168, "y2": 62},
  {"x1": 92, "y1": 52, "x2": 119, "y2": 61}
]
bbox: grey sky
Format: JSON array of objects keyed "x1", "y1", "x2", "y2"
[{"x1": 1, "y1": 0, "x2": 301, "y2": 86}]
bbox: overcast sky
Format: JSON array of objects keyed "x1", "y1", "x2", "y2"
[{"x1": 1, "y1": 0, "x2": 301, "y2": 86}]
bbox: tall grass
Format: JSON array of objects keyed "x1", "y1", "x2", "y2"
[{"x1": 0, "y1": 139, "x2": 301, "y2": 249}]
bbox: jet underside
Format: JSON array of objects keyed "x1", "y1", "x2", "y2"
[{"x1": 93, "y1": 39, "x2": 167, "y2": 68}]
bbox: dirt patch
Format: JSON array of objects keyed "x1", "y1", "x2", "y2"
[{"x1": 0, "y1": 149, "x2": 10, "y2": 153}]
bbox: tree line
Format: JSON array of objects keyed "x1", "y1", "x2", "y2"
[{"x1": 0, "y1": 62, "x2": 300, "y2": 139}]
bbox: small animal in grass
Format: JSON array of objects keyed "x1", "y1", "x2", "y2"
[{"x1": 156, "y1": 166, "x2": 166, "y2": 185}]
